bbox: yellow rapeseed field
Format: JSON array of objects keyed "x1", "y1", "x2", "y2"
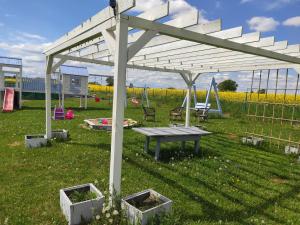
[{"x1": 89, "y1": 84, "x2": 299, "y2": 104}]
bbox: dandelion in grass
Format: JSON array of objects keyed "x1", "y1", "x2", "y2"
[
  {"x1": 106, "y1": 212, "x2": 111, "y2": 218},
  {"x1": 112, "y1": 209, "x2": 119, "y2": 216},
  {"x1": 96, "y1": 215, "x2": 100, "y2": 220}
]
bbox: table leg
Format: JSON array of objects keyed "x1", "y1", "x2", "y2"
[
  {"x1": 195, "y1": 137, "x2": 201, "y2": 155},
  {"x1": 155, "y1": 138, "x2": 161, "y2": 161},
  {"x1": 144, "y1": 136, "x2": 150, "y2": 153}
]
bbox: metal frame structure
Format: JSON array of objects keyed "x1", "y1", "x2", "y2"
[
  {"x1": 244, "y1": 68, "x2": 300, "y2": 148},
  {"x1": 0, "y1": 56, "x2": 22, "y2": 109},
  {"x1": 43, "y1": 1, "x2": 300, "y2": 199}
]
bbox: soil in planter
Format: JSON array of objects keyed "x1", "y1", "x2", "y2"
[
  {"x1": 68, "y1": 190, "x2": 97, "y2": 203},
  {"x1": 127, "y1": 193, "x2": 165, "y2": 211}
]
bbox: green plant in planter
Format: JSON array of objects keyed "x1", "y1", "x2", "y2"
[{"x1": 68, "y1": 190, "x2": 97, "y2": 203}]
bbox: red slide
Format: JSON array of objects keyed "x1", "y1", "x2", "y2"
[{"x1": 2, "y1": 88, "x2": 15, "y2": 112}]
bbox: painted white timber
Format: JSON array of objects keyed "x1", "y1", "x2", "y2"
[
  {"x1": 179, "y1": 73, "x2": 190, "y2": 85},
  {"x1": 193, "y1": 63, "x2": 295, "y2": 73},
  {"x1": 127, "y1": 27, "x2": 243, "y2": 64},
  {"x1": 166, "y1": 41, "x2": 290, "y2": 67},
  {"x1": 132, "y1": 2, "x2": 169, "y2": 21},
  {"x1": 66, "y1": 2, "x2": 170, "y2": 56},
  {"x1": 127, "y1": 30, "x2": 158, "y2": 61},
  {"x1": 185, "y1": 74, "x2": 192, "y2": 127},
  {"x1": 135, "y1": 36, "x2": 274, "y2": 66},
  {"x1": 19, "y1": 67, "x2": 22, "y2": 109},
  {"x1": 44, "y1": 1, "x2": 135, "y2": 54},
  {"x1": 52, "y1": 58, "x2": 67, "y2": 73},
  {"x1": 85, "y1": 9, "x2": 200, "y2": 60},
  {"x1": 109, "y1": 18, "x2": 129, "y2": 198},
  {"x1": 102, "y1": 29, "x2": 116, "y2": 55},
  {"x1": 55, "y1": 54, "x2": 189, "y2": 74},
  {"x1": 75, "y1": 19, "x2": 221, "y2": 61},
  {"x1": 45, "y1": 56, "x2": 54, "y2": 139},
  {"x1": 139, "y1": 41, "x2": 295, "y2": 70},
  {"x1": 45, "y1": 17, "x2": 117, "y2": 56},
  {"x1": 183, "y1": 49, "x2": 300, "y2": 70},
  {"x1": 192, "y1": 73, "x2": 201, "y2": 83},
  {"x1": 124, "y1": 15, "x2": 300, "y2": 65}
]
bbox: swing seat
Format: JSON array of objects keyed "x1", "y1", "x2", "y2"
[
  {"x1": 195, "y1": 103, "x2": 211, "y2": 110},
  {"x1": 142, "y1": 105, "x2": 156, "y2": 121},
  {"x1": 194, "y1": 108, "x2": 209, "y2": 121},
  {"x1": 169, "y1": 107, "x2": 184, "y2": 121}
]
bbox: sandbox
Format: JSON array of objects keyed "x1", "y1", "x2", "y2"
[{"x1": 84, "y1": 118, "x2": 138, "y2": 131}]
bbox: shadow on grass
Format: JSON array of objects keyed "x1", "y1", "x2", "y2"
[{"x1": 125, "y1": 148, "x2": 300, "y2": 225}]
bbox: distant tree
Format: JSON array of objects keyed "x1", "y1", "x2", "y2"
[
  {"x1": 217, "y1": 79, "x2": 238, "y2": 92},
  {"x1": 106, "y1": 77, "x2": 114, "y2": 86},
  {"x1": 129, "y1": 83, "x2": 134, "y2": 88},
  {"x1": 257, "y1": 89, "x2": 266, "y2": 94},
  {"x1": 167, "y1": 87, "x2": 175, "y2": 89}
]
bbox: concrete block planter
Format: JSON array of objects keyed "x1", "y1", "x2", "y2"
[
  {"x1": 122, "y1": 189, "x2": 172, "y2": 225},
  {"x1": 285, "y1": 145, "x2": 300, "y2": 154},
  {"x1": 52, "y1": 129, "x2": 69, "y2": 141},
  {"x1": 25, "y1": 135, "x2": 48, "y2": 148},
  {"x1": 242, "y1": 136, "x2": 264, "y2": 146},
  {"x1": 60, "y1": 183, "x2": 104, "y2": 225}
]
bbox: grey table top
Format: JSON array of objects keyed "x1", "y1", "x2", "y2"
[{"x1": 133, "y1": 126, "x2": 211, "y2": 137}]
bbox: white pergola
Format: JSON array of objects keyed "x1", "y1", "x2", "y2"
[{"x1": 44, "y1": 1, "x2": 300, "y2": 199}]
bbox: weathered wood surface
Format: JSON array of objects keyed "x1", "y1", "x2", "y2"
[{"x1": 133, "y1": 126, "x2": 211, "y2": 137}]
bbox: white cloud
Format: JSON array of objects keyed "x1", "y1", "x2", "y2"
[
  {"x1": 134, "y1": 0, "x2": 208, "y2": 24},
  {"x1": 134, "y1": 0, "x2": 165, "y2": 11},
  {"x1": 265, "y1": 0, "x2": 295, "y2": 10},
  {"x1": 0, "y1": 33, "x2": 52, "y2": 77},
  {"x1": 215, "y1": 1, "x2": 221, "y2": 8},
  {"x1": 283, "y1": 16, "x2": 300, "y2": 27},
  {"x1": 240, "y1": 0, "x2": 253, "y2": 3},
  {"x1": 247, "y1": 17, "x2": 279, "y2": 32},
  {"x1": 0, "y1": 22, "x2": 4, "y2": 27},
  {"x1": 18, "y1": 32, "x2": 46, "y2": 41},
  {"x1": 240, "y1": 0, "x2": 299, "y2": 10}
]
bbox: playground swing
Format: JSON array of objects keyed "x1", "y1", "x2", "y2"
[{"x1": 182, "y1": 77, "x2": 223, "y2": 116}]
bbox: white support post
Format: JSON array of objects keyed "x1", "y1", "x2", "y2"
[
  {"x1": 80, "y1": 96, "x2": 83, "y2": 108},
  {"x1": 102, "y1": 29, "x2": 116, "y2": 56},
  {"x1": 19, "y1": 67, "x2": 23, "y2": 109},
  {"x1": 183, "y1": 73, "x2": 192, "y2": 127},
  {"x1": 109, "y1": 17, "x2": 129, "y2": 199},
  {"x1": 0, "y1": 66, "x2": 3, "y2": 108},
  {"x1": 85, "y1": 94, "x2": 88, "y2": 109},
  {"x1": 45, "y1": 56, "x2": 54, "y2": 139},
  {"x1": 61, "y1": 75, "x2": 65, "y2": 108},
  {"x1": 212, "y1": 77, "x2": 223, "y2": 115}
]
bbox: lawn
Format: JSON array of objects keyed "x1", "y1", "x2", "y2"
[{"x1": 1, "y1": 95, "x2": 300, "y2": 225}]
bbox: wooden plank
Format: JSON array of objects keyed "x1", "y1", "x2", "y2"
[
  {"x1": 45, "y1": 1, "x2": 135, "y2": 54},
  {"x1": 125, "y1": 15, "x2": 300, "y2": 65}
]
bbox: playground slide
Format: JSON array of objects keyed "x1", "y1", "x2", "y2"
[{"x1": 2, "y1": 88, "x2": 15, "y2": 112}]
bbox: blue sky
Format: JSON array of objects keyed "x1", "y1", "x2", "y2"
[{"x1": 0, "y1": 0, "x2": 299, "y2": 90}]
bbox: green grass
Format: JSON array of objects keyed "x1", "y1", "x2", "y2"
[{"x1": 1, "y1": 96, "x2": 300, "y2": 225}]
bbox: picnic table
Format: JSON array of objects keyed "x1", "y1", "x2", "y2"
[{"x1": 133, "y1": 126, "x2": 212, "y2": 160}]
